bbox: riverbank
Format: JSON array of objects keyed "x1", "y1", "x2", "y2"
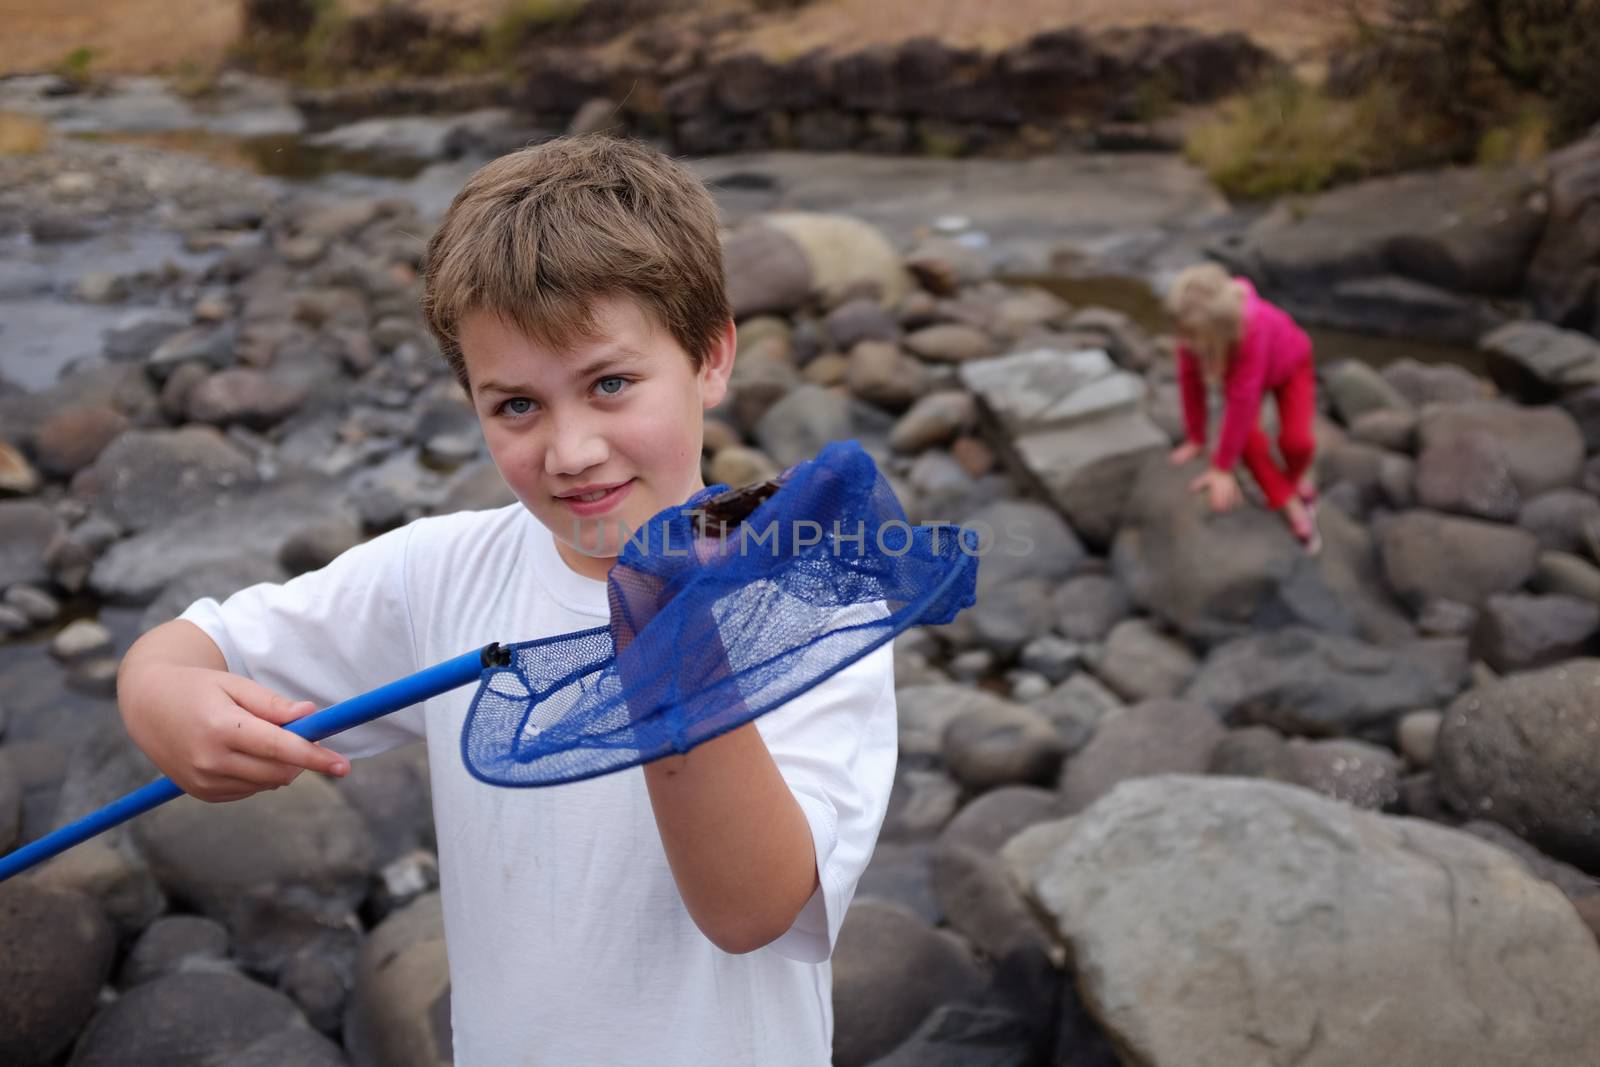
[{"x1": 5, "y1": 115, "x2": 1600, "y2": 1064}]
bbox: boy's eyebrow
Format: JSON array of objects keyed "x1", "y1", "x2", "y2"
[{"x1": 476, "y1": 348, "x2": 649, "y2": 397}]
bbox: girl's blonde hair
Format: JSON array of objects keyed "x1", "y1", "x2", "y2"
[{"x1": 1166, "y1": 263, "x2": 1245, "y2": 378}]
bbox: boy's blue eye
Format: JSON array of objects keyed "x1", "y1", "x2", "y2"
[
  {"x1": 502, "y1": 397, "x2": 535, "y2": 416},
  {"x1": 596, "y1": 376, "x2": 627, "y2": 396}
]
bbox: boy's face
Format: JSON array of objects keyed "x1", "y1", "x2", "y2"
[{"x1": 460, "y1": 296, "x2": 735, "y2": 581}]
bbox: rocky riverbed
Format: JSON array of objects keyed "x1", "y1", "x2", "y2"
[{"x1": 5, "y1": 82, "x2": 1600, "y2": 1066}]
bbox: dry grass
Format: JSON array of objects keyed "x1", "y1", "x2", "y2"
[
  {"x1": 0, "y1": 0, "x2": 239, "y2": 78},
  {"x1": 0, "y1": 111, "x2": 50, "y2": 155},
  {"x1": 0, "y1": 0, "x2": 1362, "y2": 78}
]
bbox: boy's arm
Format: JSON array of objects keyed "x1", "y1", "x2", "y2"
[
  {"x1": 642, "y1": 722, "x2": 818, "y2": 955},
  {"x1": 118, "y1": 620, "x2": 350, "y2": 803}
]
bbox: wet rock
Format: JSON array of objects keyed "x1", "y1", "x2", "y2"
[
  {"x1": 1285, "y1": 737, "x2": 1403, "y2": 809},
  {"x1": 345, "y1": 891, "x2": 452, "y2": 1067},
  {"x1": 1436, "y1": 659, "x2": 1600, "y2": 870}
]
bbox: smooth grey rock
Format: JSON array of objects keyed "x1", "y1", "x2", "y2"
[
  {"x1": 0, "y1": 882, "x2": 115, "y2": 1067},
  {"x1": 1472, "y1": 592, "x2": 1600, "y2": 673},
  {"x1": 1087, "y1": 618, "x2": 1196, "y2": 703},
  {"x1": 1377, "y1": 509, "x2": 1540, "y2": 609},
  {"x1": 1059, "y1": 699, "x2": 1224, "y2": 814},
  {"x1": 942, "y1": 698, "x2": 1067, "y2": 791}
]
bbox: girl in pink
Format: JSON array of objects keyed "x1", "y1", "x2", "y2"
[{"x1": 1167, "y1": 263, "x2": 1320, "y2": 553}]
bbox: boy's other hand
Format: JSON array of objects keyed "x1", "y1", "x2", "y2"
[
  {"x1": 1168, "y1": 441, "x2": 1203, "y2": 465},
  {"x1": 121, "y1": 665, "x2": 349, "y2": 803}
]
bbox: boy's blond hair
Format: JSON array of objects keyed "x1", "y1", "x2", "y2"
[
  {"x1": 422, "y1": 135, "x2": 731, "y2": 391},
  {"x1": 1166, "y1": 262, "x2": 1245, "y2": 379}
]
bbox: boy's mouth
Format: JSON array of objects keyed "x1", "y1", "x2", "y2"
[{"x1": 555, "y1": 479, "x2": 634, "y2": 517}]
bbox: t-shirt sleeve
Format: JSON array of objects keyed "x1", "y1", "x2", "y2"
[
  {"x1": 756, "y1": 640, "x2": 897, "y2": 964},
  {"x1": 177, "y1": 523, "x2": 426, "y2": 760}
]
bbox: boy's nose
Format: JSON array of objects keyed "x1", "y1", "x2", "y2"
[{"x1": 543, "y1": 419, "x2": 609, "y2": 478}]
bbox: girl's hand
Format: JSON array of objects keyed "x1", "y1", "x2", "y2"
[
  {"x1": 1189, "y1": 468, "x2": 1242, "y2": 513},
  {"x1": 1169, "y1": 441, "x2": 1203, "y2": 465}
]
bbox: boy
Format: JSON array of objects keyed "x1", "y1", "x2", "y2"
[{"x1": 117, "y1": 136, "x2": 898, "y2": 1065}]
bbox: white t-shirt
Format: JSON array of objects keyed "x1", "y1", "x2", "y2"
[{"x1": 180, "y1": 504, "x2": 898, "y2": 1066}]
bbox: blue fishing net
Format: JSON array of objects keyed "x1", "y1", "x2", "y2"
[{"x1": 461, "y1": 439, "x2": 979, "y2": 787}]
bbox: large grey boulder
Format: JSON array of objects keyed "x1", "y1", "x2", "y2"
[
  {"x1": 1479, "y1": 319, "x2": 1600, "y2": 401},
  {"x1": 1006, "y1": 775, "x2": 1600, "y2": 1067},
  {"x1": 1436, "y1": 660, "x2": 1600, "y2": 872},
  {"x1": 1472, "y1": 593, "x2": 1600, "y2": 673},
  {"x1": 1525, "y1": 134, "x2": 1600, "y2": 335}
]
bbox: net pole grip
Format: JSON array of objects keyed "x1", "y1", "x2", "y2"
[{"x1": 0, "y1": 643, "x2": 502, "y2": 884}]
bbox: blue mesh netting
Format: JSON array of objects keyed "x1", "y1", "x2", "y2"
[{"x1": 461, "y1": 439, "x2": 978, "y2": 787}]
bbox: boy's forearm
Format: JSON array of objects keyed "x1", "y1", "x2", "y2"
[
  {"x1": 118, "y1": 621, "x2": 228, "y2": 716},
  {"x1": 642, "y1": 722, "x2": 818, "y2": 955}
]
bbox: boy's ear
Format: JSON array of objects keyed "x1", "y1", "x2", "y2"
[{"x1": 699, "y1": 318, "x2": 737, "y2": 410}]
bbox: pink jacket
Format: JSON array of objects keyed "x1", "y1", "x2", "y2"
[{"x1": 1177, "y1": 278, "x2": 1312, "y2": 471}]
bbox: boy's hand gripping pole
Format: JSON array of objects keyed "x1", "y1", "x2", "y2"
[{"x1": 0, "y1": 643, "x2": 512, "y2": 883}]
